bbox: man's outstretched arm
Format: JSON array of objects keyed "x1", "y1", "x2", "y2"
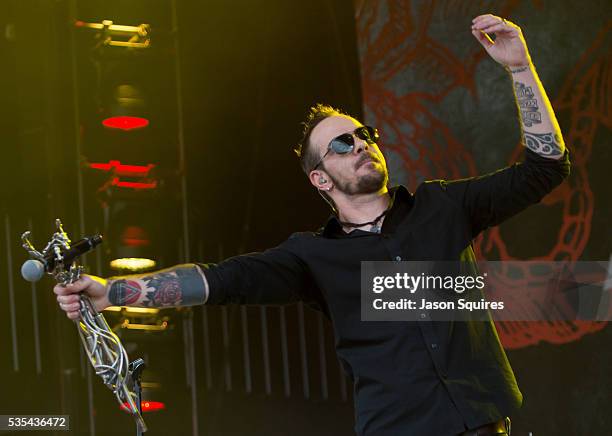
[
  {"x1": 472, "y1": 14, "x2": 566, "y2": 159},
  {"x1": 54, "y1": 234, "x2": 316, "y2": 319},
  {"x1": 54, "y1": 264, "x2": 209, "y2": 320}
]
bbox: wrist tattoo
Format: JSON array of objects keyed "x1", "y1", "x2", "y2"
[
  {"x1": 509, "y1": 65, "x2": 529, "y2": 74},
  {"x1": 514, "y1": 81, "x2": 541, "y2": 127},
  {"x1": 109, "y1": 280, "x2": 143, "y2": 306},
  {"x1": 524, "y1": 131, "x2": 564, "y2": 157}
]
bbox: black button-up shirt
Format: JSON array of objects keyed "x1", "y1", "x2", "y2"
[{"x1": 201, "y1": 149, "x2": 570, "y2": 436}]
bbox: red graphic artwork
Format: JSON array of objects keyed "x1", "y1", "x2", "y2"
[{"x1": 356, "y1": 1, "x2": 610, "y2": 348}]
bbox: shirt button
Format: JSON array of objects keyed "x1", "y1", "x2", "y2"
[
  {"x1": 420, "y1": 313, "x2": 427, "y2": 319},
  {"x1": 431, "y1": 343, "x2": 438, "y2": 349},
  {"x1": 394, "y1": 256, "x2": 402, "y2": 261}
]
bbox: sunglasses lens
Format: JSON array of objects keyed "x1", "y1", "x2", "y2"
[
  {"x1": 330, "y1": 134, "x2": 354, "y2": 154},
  {"x1": 356, "y1": 126, "x2": 379, "y2": 143}
]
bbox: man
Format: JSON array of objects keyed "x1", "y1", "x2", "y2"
[{"x1": 55, "y1": 15, "x2": 569, "y2": 436}]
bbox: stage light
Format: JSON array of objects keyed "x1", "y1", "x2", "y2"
[
  {"x1": 101, "y1": 84, "x2": 150, "y2": 132},
  {"x1": 89, "y1": 161, "x2": 158, "y2": 190},
  {"x1": 102, "y1": 116, "x2": 149, "y2": 131},
  {"x1": 124, "y1": 307, "x2": 160, "y2": 315},
  {"x1": 120, "y1": 401, "x2": 165, "y2": 413},
  {"x1": 120, "y1": 319, "x2": 169, "y2": 331},
  {"x1": 142, "y1": 401, "x2": 165, "y2": 412},
  {"x1": 103, "y1": 306, "x2": 160, "y2": 314},
  {"x1": 75, "y1": 19, "x2": 151, "y2": 49},
  {"x1": 110, "y1": 257, "x2": 156, "y2": 271},
  {"x1": 106, "y1": 202, "x2": 160, "y2": 273},
  {"x1": 90, "y1": 161, "x2": 156, "y2": 176},
  {"x1": 112, "y1": 178, "x2": 158, "y2": 190}
]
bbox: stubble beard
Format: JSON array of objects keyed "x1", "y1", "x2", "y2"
[{"x1": 329, "y1": 165, "x2": 388, "y2": 196}]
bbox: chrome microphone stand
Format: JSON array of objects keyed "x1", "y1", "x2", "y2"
[{"x1": 21, "y1": 219, "x2": 147, "y2": 434}]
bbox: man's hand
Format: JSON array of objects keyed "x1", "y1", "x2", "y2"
[
  {"x1": 471, "y1": 14, "x2": 531, "y2": 68},
  {"x1": 54, "y1": 275, "x2": 111, "y2": 320}
]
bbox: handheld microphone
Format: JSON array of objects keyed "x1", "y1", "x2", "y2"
[{"x1": 21, "y1": 234, "x2": 103, "y2": 282}]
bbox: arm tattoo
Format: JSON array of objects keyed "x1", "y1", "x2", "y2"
[
  {"x1": 524, "y1": 132, "x2": 564, "y2": 157},
  {"x1": 108, "y1": 265, "x2": 207, "y2": 307},
  {"x1": 142, "y1": 272, "x2": 183, "y2": 307},
  {"x1": 514, "y1": 81, "x2": 541, "y2": 127},
  {"x1": 509, "y1": 66, "x2": 529, "y2": 74},
  {"x1": 109, "y1": 280, "x2": 143, "y2": 305}
]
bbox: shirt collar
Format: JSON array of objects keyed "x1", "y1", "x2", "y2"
[{"x1": 319, "y1": 185, "x2": 413, "y2": 238}]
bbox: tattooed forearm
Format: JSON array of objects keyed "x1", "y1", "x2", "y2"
[
  {"x1": 510, "y1": 65, "x2": 566, "y2": 159},
  {"x1": 514, "y1": 81, "x2": 541, "y2": 127},
  {"x1": 108, "y1": 264, "x2": 208, "y2": 307},
  {"x1": 524, "y1": 132, "x2": 564, "y2": 157}
]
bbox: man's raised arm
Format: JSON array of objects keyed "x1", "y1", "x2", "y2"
[
  {"x1": 472, "y1": 14, "x2": 566, "y2": 160},
  {"x1": 433, "y1": 15, "x2": 571, "y2": 238}
]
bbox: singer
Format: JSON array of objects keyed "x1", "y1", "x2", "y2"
[{"x1": 55, "y1": 15, "x2": 570, "y2": 436}]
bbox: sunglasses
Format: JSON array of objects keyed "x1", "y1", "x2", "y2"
[{"x1": 312, "y1": 125, "x2": 379, "y2": 171}]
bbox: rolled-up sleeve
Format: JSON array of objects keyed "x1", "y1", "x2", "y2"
[
  {"x1": 196, "y1": 233, "x2": 318, "y2": 306},
  {"x1": 443, "y1": 148, "x2": 571, "y2": 238}
]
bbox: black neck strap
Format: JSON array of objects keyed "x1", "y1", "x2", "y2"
[{"x1": 338, "y1": 196, "x2": 394, "y2": 229}]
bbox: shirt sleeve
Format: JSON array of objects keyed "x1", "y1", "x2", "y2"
[
  {"x1": 196, "y1": 233, "x2": 319, "y2": 306},
  {"x1": 441, "y1": 148, "x2": 571, "y2": 238}
]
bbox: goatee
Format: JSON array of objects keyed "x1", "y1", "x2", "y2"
[{"x1": 331, "y1": 168, "x2": 388, "y2": 195}]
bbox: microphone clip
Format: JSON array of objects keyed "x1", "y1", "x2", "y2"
[{"x1": 21, "y1": 218, "x2": 83, "y2": 285}]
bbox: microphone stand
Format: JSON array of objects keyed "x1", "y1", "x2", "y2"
[
  {"x1": 129, "y1": 358, "x2": 147, "y2": 436},
  {"x1": 20, "y1": 219, "x2": 148, "y2": 433}
]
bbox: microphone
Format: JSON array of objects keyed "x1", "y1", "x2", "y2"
[{"x1": 21, "y1": 234, "x2": 103, "y2": 282}]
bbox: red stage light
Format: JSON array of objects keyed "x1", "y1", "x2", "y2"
[
  {"x1": 121, "y1": 226, "x2": 150, "y2": 247},
  {"x1": 89, "y1": 160, "x2": 155, "y2": 177},
  {"x1": 112, "y1": 177, "x2": 158, "y2": 190},
  {"x1": 102, "y1": 116, "x2": 149, "y2": 130},
  {"x1": 120, "y1": 401, "x2": 165, "y2": 413},
  {"x1": 142, "y1": 401, "x2": 165, "y2": 412}
]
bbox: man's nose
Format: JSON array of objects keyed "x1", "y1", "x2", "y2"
[{"x1": 352, "y1": 135, "x2": 369, "y2": 154}]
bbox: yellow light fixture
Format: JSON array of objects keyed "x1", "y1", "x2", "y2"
[
  {"x1": 110, "y1": 257, "x2": 156, "y2": 271},
  {"x1": 103, "y1": 306, "x2": 160, "y2": 315}
]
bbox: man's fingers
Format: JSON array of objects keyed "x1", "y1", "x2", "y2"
[
  {"x1": 472, "y1": 13, "x2": 494, "y2": 21},
  {"x1": 472, "y1": 29, "x2": 493, "y2": 47},
  {"x1": 472, "y1": 14, "x2": 499, "y2": 25},
  {"x1": 60, "y1": 301, "x2": 81, "y2": 312},
  {"x1": 53, "y1": 276, "x2": 91, "y2": 296},
  {"x1": 68, "y1": 276, "x2": 93, "y2": 292},
  {"x1": 57, "y1": 294, "x2": 81, "y2": 305},
  {"x1": 472, "y1": 15, "x2": 518, "y2": 33},
  {"x1": 66, "y1": 311, "x2": 80, "y2": 321},
  {"x1": 477, "y1": 23, "x2": 508, "y2": 35}
]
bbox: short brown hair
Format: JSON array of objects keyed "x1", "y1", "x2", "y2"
[{"x1": 294, "y1": 103, "x2": 345, "y2": 174}]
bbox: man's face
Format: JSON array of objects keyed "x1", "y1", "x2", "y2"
[{"x1": 309, "y1": 115, "x2": 388, "y2": 195}]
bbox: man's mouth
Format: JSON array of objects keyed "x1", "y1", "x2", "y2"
[{"x1": 356, "y1": 156, "x2": 377, "y2": 169}]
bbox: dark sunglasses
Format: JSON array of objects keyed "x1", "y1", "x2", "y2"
[{"x1": 312, "y1": 125, "x2": 379, "y2": 171}]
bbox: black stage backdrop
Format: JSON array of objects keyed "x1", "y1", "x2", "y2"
[{"x1": 0, "y1": 0, "x2": 609, "y2": 435}]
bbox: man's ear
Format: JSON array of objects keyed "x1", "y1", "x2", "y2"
[{"x1": 308, "y1": 170, "x2": 332, "y2": 191}]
